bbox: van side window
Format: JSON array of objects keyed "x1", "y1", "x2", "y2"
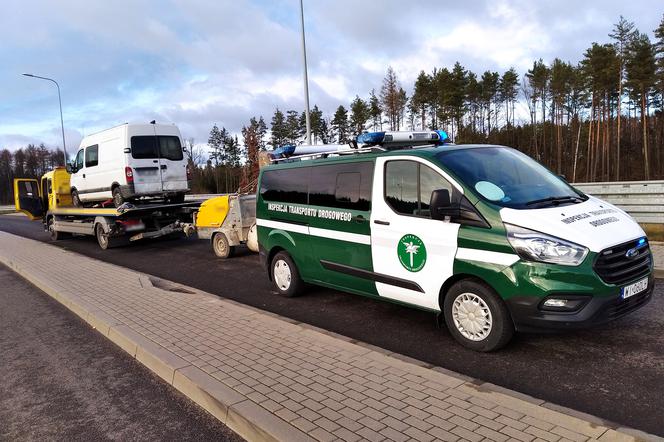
[
  {"x1": 260, "y1": 167, "x2": 309, "y2": 204},
  {"x1": 75, "y1": 149, "x2": 84, "y2": 171},
  {"x1": 85, "y1": 145, "x2": 99, "y2": 167},
  {"x1": 385, "y1": 160, "x2": 452, "y2": 217},
  {"x1": 309, "y1": 162, "x2": 373, "y2": 211}
]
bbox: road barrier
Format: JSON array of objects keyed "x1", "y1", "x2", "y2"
[{"x1": 573, "y1": 180, "x2": 664, "y2": 225}]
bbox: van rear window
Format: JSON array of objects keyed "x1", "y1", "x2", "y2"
[{"x1": 131, "y1": 136, "x2": 184, "y2": 161}]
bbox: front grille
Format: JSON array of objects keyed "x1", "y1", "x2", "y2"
[
  {"x1": 594, "y1": 238, "x2": 652, "y2": 285},
  {"x1": 604, "y1": 288, "x2": 652, "y2": 319}
]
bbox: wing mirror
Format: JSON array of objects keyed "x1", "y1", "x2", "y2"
[
  {"x1": 430, "y1": 188, "x2": 460, "y2": 220},
  {"x1": 66, "y1": 162, "x2": 74, "y2": 174}
]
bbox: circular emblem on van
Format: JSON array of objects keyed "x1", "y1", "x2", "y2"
[
  {"x1": 625, "y1": 248, "x2": 639, "y2": 259},
  {"x1": 397, "y1": 234, "x2": 427, "y2": 272}
]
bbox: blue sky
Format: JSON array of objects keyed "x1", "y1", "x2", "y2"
[{"x1": 1, "y1": 0, "x2": 661, "y2": 154}]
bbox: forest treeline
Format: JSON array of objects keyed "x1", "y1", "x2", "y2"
[{"x1": 2, "y1": 14, "x2": 663, "y2": 203}]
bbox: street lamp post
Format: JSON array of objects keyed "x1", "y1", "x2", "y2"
[
  {"x1": 299, "y1": 0, "x2": 312, "y2": 145},
  {"x1": 22, "y1": 73, "x2": 68, "y2": 164}
]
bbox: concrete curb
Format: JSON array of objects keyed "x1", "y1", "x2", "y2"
[{"x1": 1, "y1": 241, "x2": 661, "y2": 441}]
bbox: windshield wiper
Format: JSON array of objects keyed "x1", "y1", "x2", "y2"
[{"x1": 525, "y1": 195, "x2": 583, "y2": 207}]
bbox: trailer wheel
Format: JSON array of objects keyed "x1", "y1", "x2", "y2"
[
  {"x1": 271, "y1": 251, "x2": 304, "y2": 297},
  {"x1": 212, "y1": 233, "x2": 235, "y2": 259}
]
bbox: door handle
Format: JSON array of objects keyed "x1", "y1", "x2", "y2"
[
  {"x1": 374, "y1": 220, "x2": 390, "y2": 225},
  {"x1": 160, "y1": 165, "x2": 167, "y2": 170},
  {"x1": 82, "y1": 174, "x2": 86, "y2": 178},
  {"x1": 153, "y1": 160, "x2": 158, "y2": 163},
  {"x1": 351, "y1": 215, "x2": 365, "y2": 223}
]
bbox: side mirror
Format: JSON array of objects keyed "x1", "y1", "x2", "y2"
[
  {"x1": 558, "y1": 174, "x2": 568, "y2": 182},
  {"x1": 66, "y1": 163, "x2": 73, "y2": 173},
  {"x1": 430, "y1": 188, "x2": 460, "y2": 220}
]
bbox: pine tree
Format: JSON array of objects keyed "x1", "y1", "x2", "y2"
[
  {"x1": 610, "y1": 16, "x2": 636, "y2": 180},
  {"x1": 331, "y1": 105, "x2": 349, "y2": 143},
  {"x1": 380, "y1": 67, "x2": 401, "y2": 130},
  {"x1": 448, "y1": 62, "x2": 468, "y2": 138},
  {"x1": 368, "y1": 89, "x2": 382, "y2": 131},
  {"x1": 625, "y1": 32, "x2": 657, "y2": 179},
  {"x1": 270, "y1": 109, "x2": 289, "y2": 148},
  {"x1": 499, "y1": 68, "x2": 519, "y2": 128},
  {"x1": 411, "y1": 71, "x2": 432, "y2": 129},
  {"x1": 349, "y1": 96, "x2": 370, "y2": 135},
  {"x1": 285, "y1": 110, "x2": 301, "y2": 144}
]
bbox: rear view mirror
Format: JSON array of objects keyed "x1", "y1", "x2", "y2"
[
  {"x1": 430, "y1": 188, "x2": 460, "y2": 220},
  {"x1": 66, "y1": 163, "x2": 73, "y2": 174}
]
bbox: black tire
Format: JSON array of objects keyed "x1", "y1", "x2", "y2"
[
  {"x1": 212, "y1": 233, "x2": 235, "y2": 259},
  {"x1": 270, "y1": 251, "x2": 304, "y2": 297},
  {"x1": 71, "y1": 190, "x2": 82, "y2": 207},
  {"x1": 95, "y1": 224, "x2": 128, "y2": 250},
  {"x1": 169, "y1": 193, "x2": 185, "y2": 204},
  {"x1": 112, "y1": 187, "x2": 125, "y2": 208},
  {"x1": 443, "y1": 279, "x2": 514, "y2": 352},
  {"x1": 47, "y1": 218, "x2": 70, "y2": 241}
]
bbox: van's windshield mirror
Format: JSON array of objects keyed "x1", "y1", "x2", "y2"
[{"x1": 435, "y1": 147, "x2": 586, "y2": 209}]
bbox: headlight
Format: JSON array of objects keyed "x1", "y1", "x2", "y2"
[{"x1": 505, "y1": 224, "x2": 588, "y2": 266}]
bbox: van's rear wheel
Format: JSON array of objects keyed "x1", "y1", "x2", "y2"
[
  {"x1": 271, "y1": 251, "x2": 304, "y2": 297},
  {"x1": 443, "y1": 279, "x2": 514, "y2": 352},
  {"x1": 71, "y1": 190, "x2": 82, "y2": 207},
  {"x1": 112, "y1": 187, "x2": 125, "y2": 208},
  {"x1": 212, "y1": 233, "x2": 234, "y2": 259}
]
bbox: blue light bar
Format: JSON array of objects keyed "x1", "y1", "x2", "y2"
[
  {"x1": 356, "y1": 132, "x2": 385, "y2": 145},
  {"x1": 638, "y1": 237, "x2": 646, "y2": 245},
  {"x1": 435, "y1": 130, "x2": 449, "y2": 144},
  {"x1": 272, "y1": 144, "x2": 296, "y2": 158}
]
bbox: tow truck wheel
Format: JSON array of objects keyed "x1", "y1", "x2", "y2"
[
  {"x1": 71, "y1": 190, "x2": 82, "y2": 207},
  {"x1": 47, "y1": 218, "x2": 69, "y2": 241},
  {"x1": 112, "y1": 187, "x2": 125, "y2": 208},
  {"x1": 212, "y1": 233, "x2": 234, "y2": 259},
  {"x1": 271, "y1": 251, "x2": 304, "y2": 297},
  {"x1": 443, "y1": 279, "x2": 514, "y2": 352},
  {"x1": 95, "y1": 224, "x2": 110, "y2": 250}
]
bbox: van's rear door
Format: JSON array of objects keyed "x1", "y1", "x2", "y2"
[
  {"x1": 14, "y1": 179, "x2": 44, "y2": 220},
  {"x1": 129, "y1": 136, "x2": 163, "y2": 195},
  {"x1": 156, "y1": 136, "x2": 188, "y2": 192}
]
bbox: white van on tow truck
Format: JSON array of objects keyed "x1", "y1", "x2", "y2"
[{"x1": 69, "y1": 123, "x2": 190, "y2": 207}]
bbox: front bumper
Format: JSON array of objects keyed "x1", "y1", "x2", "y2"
[{"x1": 506, "y1": 274, "x2": 655, "y2": 332}]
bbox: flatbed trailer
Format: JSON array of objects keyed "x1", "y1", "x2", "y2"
[{"x1": 14, "y1": 167, "x2": 200, "y2": 249}]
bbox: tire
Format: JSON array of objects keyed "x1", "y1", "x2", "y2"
[
  {"x1": 112, "y1": 187, "x2": 125, "y2": 208},
  {"x1": 47, "y1": 218, "x2": 70, "y2": 241},
  {"x1": 169, "y1": 193, "x2": 185, "y2": 204},
  {"x1": 443, "y1": 279, "x2": 514, "y2": 352},
  {"x1": 212, "y1": 233, "x2": 235, "y2": 259},
  {"x1": 71, "y1": 190, "x2": 82, "y2": 207},
  {"x1": 270, "y1": 251, "x2": 304, "y2": 297},
  {"x1": 95, "y1": 223, "x2": 127, "y2": 250}
]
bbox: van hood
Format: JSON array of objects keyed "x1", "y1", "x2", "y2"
[{"x1": 499, "y1": 196, "x2": 645, "y2": 253}]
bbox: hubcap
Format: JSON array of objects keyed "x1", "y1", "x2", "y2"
[
  {"x1": 97, "y1": 228, "x2": 107, "y2": 247},
  {"x1": 214, "y1": 236, "x2": 228, "y2": 256},
  {"x1": 452, "y1": 292, "x2": 493, "y2": 341},
  {"x1": 273, "y1": 259, "x2": 292, "y2": 291}
]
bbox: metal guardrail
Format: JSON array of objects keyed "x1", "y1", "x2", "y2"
[
  {"x1": 186, "y1": 181, "x2": 664, "y2": 225},
  {"x1": 573, "y1": 181, "x2": 664, "y2": 224}
]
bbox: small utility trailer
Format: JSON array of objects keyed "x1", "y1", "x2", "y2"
[{"x1": 14, "y1": 167, "x2": 200, "y2": 249}]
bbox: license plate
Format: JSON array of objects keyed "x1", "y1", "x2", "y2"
[{"x1": 621, "y1": 277, "x2": 648, "y2": 299}]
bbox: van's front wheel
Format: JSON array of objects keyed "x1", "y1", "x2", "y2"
[
  {"x1": 271, "y1": 251, "x2": 304, "y2": 297},
  {"x1": 443, "y1": 279, "x2": 514, "y2": 352}
]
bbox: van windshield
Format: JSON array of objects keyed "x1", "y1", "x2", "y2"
[
  {"x1": 131, "y1": 136, "x2": 184, "y2": 161},
  {"x1": 435, "y1": 147, "x2": 586, "y2": 209}
]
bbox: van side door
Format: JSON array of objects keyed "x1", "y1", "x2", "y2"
[
  {"x1": 370, "y1": 157, "x2": 462, "y2": 310},
  {"x1": 69, "y1": 148, "x2": 85, "y2": 197},
  {"x1": 306, "y1": 161, "x2": 375, "y2": 295}
]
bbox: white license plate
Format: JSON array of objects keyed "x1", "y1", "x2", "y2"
[{"x1": 621, "y1": 277, "x2": 648, "y2": 299}]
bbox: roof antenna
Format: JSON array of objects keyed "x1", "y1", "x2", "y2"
[{"x1": 150, "y1": 120, "x2": 156, "y2": 124}]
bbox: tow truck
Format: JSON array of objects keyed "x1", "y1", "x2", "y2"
[
  {"x1": 14, "y1": 167, "x2": 201, "y2": 249},
  {"x1": 14, "y1": 167, "x2": 260, "y2": 254}
]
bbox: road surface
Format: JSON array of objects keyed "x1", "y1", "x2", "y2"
[{"x1": 1, "y1": 214, "x2": 662, "y2": 437}]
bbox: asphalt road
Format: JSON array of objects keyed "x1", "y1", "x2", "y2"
[
  {"x1": 1, "y1": 214, "x2": 663, "y2": 437},
  {"x1": 0, "y1": 263, "x2": 243, "y2": 442}
]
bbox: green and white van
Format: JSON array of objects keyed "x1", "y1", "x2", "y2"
[{"x1": 256, "y1": 131, "x2": 654, "y2": 351}]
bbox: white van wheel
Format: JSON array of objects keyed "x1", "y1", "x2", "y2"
[
  {"x1": 71, "y1": 190, "x2": 82, "y2": 207},
  {"x1": 112, "y1": 187, "x2": 125, "y2": 208},
  {"x1": 443, "y1": 279, "x2": 514, "y2": 352},
  {"x1": 271, "y1": 251, "x2": 304, "y2": 297}
]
